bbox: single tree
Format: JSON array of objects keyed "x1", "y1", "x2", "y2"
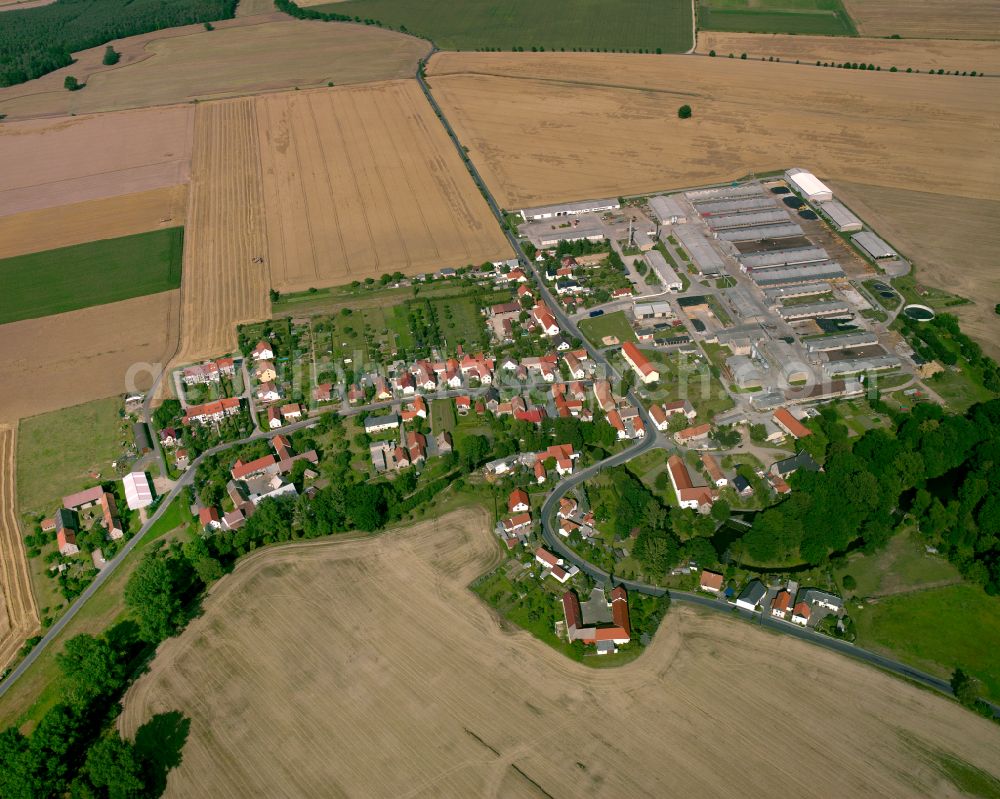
[
  {"x1": 950, "y1": 668, "x2": 981, "y2": 708},
  {"x1": 64, "y1": 76, "x2": 81, "y2": 91},
  {"x1": 102, "y1": 46, "x2": 120, "y2": 66}
]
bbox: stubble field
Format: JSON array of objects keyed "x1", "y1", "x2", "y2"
[
  {"x1": 0, "y1": 426, "x2": 39, "y2": 672},
  {"x1": 175, "y1": 98, "x2": 270, "y2": 362},
  {"x1": 119, "y1": 509, "x2": 1000, "y2": 798},
  {"x1": 0, "y1": 291, "x2": 179, "y2": 424},
  {"x1": 0, "y1": 107, "x2": 193, "y2": 216},
  {"x1": 257, "y1": 81, "x2": 513, "y2": 292},
  {"x1": 841, "y1": 0, "x2": 1000, "y2": 39},
  {"x1": 0, "y1": 16, "x2": 429, "y2": 121},
  {"x1": 0, "y1": 186, "x2": 186, "y2": 260},
  {"x1": 696, "y1": 31, "x2": 1000, "y2": 74},
  {"x1": 425, "y1": 52, "x2": 997, "y2": 209}
]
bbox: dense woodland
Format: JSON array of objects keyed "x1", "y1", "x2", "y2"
[{"x1": 0, "y1": 0, "x2": 237, "y2": 87}]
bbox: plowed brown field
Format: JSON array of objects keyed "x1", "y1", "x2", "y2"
[
  {"x1": 426, "y1": 52, "x2": 998, "y2": 208},
  {"x1": 696, "y1": 31, "x2": 1000, "y2": 74},
  {"x1": 0, "y1": 426, "x2": 39, "y2": 671},
  {"x1": 842, "y1": 0, "x2": 1000, "y2": 39},
  {"x1": 0, "y1": 107, "x2": 193, "y2": 216},
  {"x1": 0, "y1": 185, "x2": 187, "y2": 260},
  {"x1": 119, "y1": 509, "x2": 1000, "y2": 798},
  {"x1": 0, "y1": 291, "x2": 179, "y2": 423},
  {"x1": 175, "y1": 99, "x2": 269, "y2": 362},
  {"x1": 257, "y1": 82, "x2": 513, "y2": 292},
  {"x1": 0, "y1": 17, "x2": 429, "y2": 121}
]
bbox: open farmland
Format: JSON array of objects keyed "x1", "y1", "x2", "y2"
[
  {"x1": 0, "y1": 106, "x2": 193, "y2": 216},
  {"x1": 257, "y1": 82, "x2": 513, "y2": 292},
  {"x1": 0, "y1": 426, "x2": 39, "y2": 672},
  {"x1": 119, "y1": 509, "x2": 1000, "y2": 798},
  {"x1": 176, "y1": 98, "x2": 269, "y2": 362},
  {"x1": 0, "y1": 17, "x2": 430, "y2": 120},
  {"x1": 426, "y1": 52, "x2": 998, "y2": 209},
  {"x1": 0, "y1": 291, "x2": 179, "y2": 424},
  {"x1": 0, "y1": 186, "x2": 186, "y2": 260},
  {"x1": 0, "y1": 227, "x2": 183, "y2": 324},
  {"x1": 829, "y1": 181, "x2": 1000, "y2": 359},
  {"x1": 696, "y1": 31, "x2": 1000, "y2": 74},
  {"x1": 842, "y1": 0, "x2": 1000, "y2": 39},
  {"x1": 697, "y1": 0, "x2": 855, "y2": 36},
  {"x1": 309, "y1": 0, "x2": 693, "y2": 53}
]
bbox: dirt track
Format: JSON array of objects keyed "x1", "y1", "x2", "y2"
[
  {"x1": 119, "y1": 508, "x2": 1000, "y2": 798},
  {"x1": 175, "y1": 98, "x2": 270, "y2": 362},
  {"x1": 0, "y1": 291, "x2": 179, "y2": 424},
  {"x1": 0, "y1": 427, "x2": 39, "y2": 671},
  {"x1": 426, "y1": 52, "x2": 998, "y2": 208},
  {"x1": 257, "y1": 82, "x2": 513, "y2": 292},
  {"x1": 0, "y1": 186, "x2": 187, "y2": 260}
]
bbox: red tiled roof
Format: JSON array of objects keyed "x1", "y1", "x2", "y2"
[
  {"x1": 700, "y1": 570, "x2": 724, "y2": 590},
  {"x1": 562, "y1": 591, "x2": 583, "y2": 630},
  {"x1": 508, "y1": 489, "x2": 529, "y2": 511},
  {"x1": 793, "y1": 601, "x2": 811, "y2": 619},
  {"x1": 610, "y1": 586, "x2": 630, "y2": 637},
  {"x1": 62, "y1": 485, "x2": 104, "y2": 509},
  {"x1": 231, "y1": 454, "x2": 277, "y2": 480},
  {"x1": 535, "y1": 547, "x2": 559, "y2": 567},
  {"x1": 773, "y1": 407, "x2": 812, "y2": 439},
  {"x1": 772, "y1": 590, "x2": 791, "y2": 613},
  {"x1": 621, "y1": 342, "x2": 656, "y2": 377}
]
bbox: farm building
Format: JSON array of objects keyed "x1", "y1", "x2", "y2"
[
  {"x1": 715, "y1": 223, "x2": 803, "y2": 242},
  {"x1": 670, "y1": 224, "x2": 724, "y2": 276},
  {"x1": 633, "y1": 301, "x2": 674, "y2": 320},
  {"x1": 821, "y1": 355, "x2": 902, "y2": 378},
  {"x1": 694, "y1": 196, "x2": 775, "y2": 215},
  {"x1": 705, "y1": 208, "x2": 789, "y2": 230},
  {"x1": 749, "y1": 261, "x2": 845, "y2": 287},
  {"x1": 852, "y1": 231, "x2": 899, "y2": 260},
  {"x1": 63, "y1": 485, "x2": 105, "y2": 510},
  {"x1": 648, "y1": 195, "x2": 688, "y2": 224},
  {"x1": 537, "y1": 225, "x2": 605, "y2": 246},
  {"x1": 778, "y1": 301, "x2": 852, "y2": 322},
  {"x1": 762, "y1": 282, "x2": 832, "y2": 304},
  {"x1": 805, "y1": 332, "x2": 878, "y2": 352},
  {"x1": 784, "y1": 168, "x2": 833, "y2": 202},
  {"x1": 520, "y1": 197, "x2": 619, "y2": 221},
  {"x1": 621, "y1": 342, "x2": 659, "y2": 384},
  {"x1": 819, "y1": 200, "x2": 862, "y2": 232},
  {"x1": 364, "y1": 413, "x2": 400, "y2": 433},
  {"x1": 122, "y1": 471, "x2": 153, "y2": 510},
  {"x1": 643, "y1": 250, "x2": 682, "y2": 291},
  {"x1": 666, "y1": 455, "x2": 713, "y2": 511},
  {"x1": 736, "y1": 580, "x2": 767, "y2": 611},
  {"x1": 686, "y1": 183, "x2": 763, "y2": 202},
  {"x1": 739, "y1": 246, "x2": 829, "y2": 270}
]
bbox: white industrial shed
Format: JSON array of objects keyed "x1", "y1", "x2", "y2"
[
  {"x1": 779, "y1": 301, "x2": 853, "y2": 321},
  {"x1": 648, "y1": 195, "x2": 688, "y2": 224},
  {"x1": 643, "y1": 250, "x2": 683, "y2": 291},
  {"x1": 705, "y1": 208, "x2": 790, "y2": 230},
  {"x1": 785, "y1": 168, "x2": 833, "y2": 202},
  {"x1": 670, "y1": 224, "x2": 725, "y2": 275},
  {"x1": 819, "y1": 200, "x2": 862, "y2": 232},
  {"x1": 852, "y1": 231, "x2": 899, "y2": 260},
  {"x1": 695, "y1": 196, "x2": 775, "y2": 215},
  {"x1": 686, "y1": 183, "x2": 763, "y2": 202},
  {"x1": 716, "y1": 223, "x2": 803, "y2": 242},
  {"x1": 806, "y1": 332, "x2": 879, "y2": 352},
  {"x1": 538, "y1": 225, "x2": 605, "y2": 246},
  {"x1": 739, "y1": 246, "x2": 829, "y2": 269},
  {"x1": 520, "y1": 198, "x2": 620, "y2": 221},
  {"x1": 123, "y1": 471, "x2": 154, "y2": 510},
  {"x1": 749, "y1": 261, "x2": 846, "y2": 286}
]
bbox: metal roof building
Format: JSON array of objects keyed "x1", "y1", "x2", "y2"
[
  {"x1": 785, "y1": 168, "x2": 833, "y2": 202},
  {"x1": 643, "y1": 250, "x2": 682, "y2": 290},
  {"x1": 763, "y1": 282, "x2": 831, "y2": 303},
  {"x1": 779, "y1": 301, "x2": 853, "y2": 321},
  {"x1": 671, "y1": 224, "x2": 725, "y2": 275},
  {"x1": 686, "y1": 183, "x2": 763, "y2": 202},
  {"x1": 819, "y1": 200, "x2": 862, "y2": 232},
  {"x1": 694, "y1": 196, "x2": 776, "y2": 215},
  {"x1": 122, "y1": 471, "x2": 154, "y2": 510},
  {"x1": 750, "y1": 261, "x2": 845, "y2": 286},
  {"x1": 648, "y1": 195, "x2": 688, "y2": 224},
  {"x1": 705, "y1": 209, "x2": 789, "y2": 230},
  {"x1": 806, "y1": 332, "x2": 879, "y2": 352},
  {"x1": 716, "y1": 222, "x2": 803, "y2": 242},
  {"x1": 852, "y1": 231, "x2": 899, "y2": 259},
  {"x1": 520, "y1": 197, "x2": 620, "y2": 221},
  {"x1": 822, "y1": 355, "x2": 902, "y2": 377},
  {"x1": 538, "y1": 225, "x2": 605, "y2": 246},
  {"x1": 740, "y1": 246, "x2": 829, "y2": 269}
]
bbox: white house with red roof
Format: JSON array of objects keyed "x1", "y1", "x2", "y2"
[
  {"x1": 791, "y1": 601, "x2": 811, "y2": 626},
  {"x1": 508, "y1": 489, "x2": 530, "y2": 514},
  {"x1": 621, "y1": 342, "x2": 659, "y2": 384},
  {"x1": 700, "y1": 570, "x2": 724, "y2": 593},
  {"x1": 251, "y1": 341, "x2": 274, "y2": 361},
  {"x1": 773, "y1": 407, "x2": 812, "y2": 439},
  {"x1": 667, "y1": 455, "x2": 714, "y2": 512},
  {"x1": 199, "y1": 506, "x2": 222, "y2": 531},
  {"x1": 531, "y1": 304, "x2": 561, "y2": 337}
]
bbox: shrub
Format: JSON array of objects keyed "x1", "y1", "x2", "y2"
[
  {"x1": 64, "y1": 75, "x2": 81, "y2": 91},
  {"x1": 102, "y1": 45, "x2": 119, "y2": 66},
  {"x1": 677, "y1": 104, "x2": 692, "y2": 119}
]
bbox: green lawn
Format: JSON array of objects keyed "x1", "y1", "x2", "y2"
[
  {"x1": 852, "y1": 583, "x2": 1000, "y2": 704},
  {"x1": 834, "y1": 529, "x2": 961, "y2": 599},
  {"x1": 698, "y1": 0, "x2": 855, "y2": 35},
  {"x1": 0, "y1": 227, "x2": 183, "y2": 324},
  {"x1": 17, "y1": 397, "x2": 128, "y2": 516},
  {"x1": 641, "y1": 347, "x2": 734, "y2": 419},
  {"x1": 310, "y1": 0, "x2": 694, "y2": 52},
  {"x1": 579, "y1": 310, "x2": 637, "y2": 347},
  {"x1": 430, "y1": 399, "x2": 456, "y2": 433}
]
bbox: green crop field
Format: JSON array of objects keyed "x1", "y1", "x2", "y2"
[
  {"x1": 698, "y1": 0, "x2": 855, "y2": 35},
  {"x1": 0, "y1": 227, "x2": 183, "y2": 324},
  {"x1": 310, "y1": 0, "x2": 694, "y2": 53}
]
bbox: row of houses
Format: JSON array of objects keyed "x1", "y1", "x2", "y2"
[
  {"x1": 700, "y1": 570, "x2": 844, "y2": 627},
  {"x1": 182, "y1": 357, "x2": 237, "y2": 386},
  {"x1": 592, "y1": 380, "x2": 645, "y2": 441}
]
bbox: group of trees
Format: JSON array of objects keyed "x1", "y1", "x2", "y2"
[
  {"x1": 716, "y1": 51, "x2": 981, "y2": 77},
  {"x1": 902, "y1": 313, "x2": 1000, "y2": 393},
  {"x1": 0, "y1": 0, "x2": 237, "y2": 87}
]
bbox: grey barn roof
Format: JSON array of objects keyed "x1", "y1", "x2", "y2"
[
  {"x1": 779, "y1": 301, "x2": 852, "y2": 320},
  {"x1": 643, "y1": 250, "x2": 681, "y2": 285},
  {"x1": 763, "y1": 282, "x2": 832, "y2": 302},
  {"x1": 749, "y1": 261, "x2": 845, "y2": 286},
  {"x1": 740, "y1": 246, "x2": 829, "y2": 269},
  {"x1": 819, "y1": 200, "x2": 862, "y2": 231},
  {"x1": 671, "y1": 224, "x2": 725, "y2": 275},
  {"x1": 822, "y1": 355, "x2": 902, "y2": 377},
  {"x1": 686, "y1": 183, "x2": 765, "y2": 202},
  {"x1": 806, "y1": 332, "x2": 879, "y2": 352},
  {"x1": 648, "y1": 195, "x2": 687, "y2": 223},
  {"x1": 716, "y1": 223, "x2": 803, "y2": 242},
  {"x1": 852, "y1": 231, "x2": 898, "y2": 259},
  {"x1": 705, "y1": 209, "x2": 790, "y2": 230},
  {"x1": 694, "y1": 196, "x2": 776, "y2": 215}
]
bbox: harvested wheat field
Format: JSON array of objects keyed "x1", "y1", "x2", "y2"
[
  {"x1": 119, "y1": 508, "x2": 1000, "y2": 798},
  {"x1": 0, "y1": 186, "x2": 187, "y2": 260},
  {"x1": 176, "y1": 99, "x2": 269, "y2": 362},
  {"x1": 257, "y1": 82, "x2": 513, "y2": 292},
  {"x1": 0, "y1": 107, "x2": 193, "y2": 217},
  {"x1": 426, "y1": 52, "x2": 998, "y2": 209},
  {"x1": 842, "y1": 0, "x2": 1000, "y2": 39},
  {"x1": 0, "y1": 292, "x2": 179, "y2": 423},
  {"x1": 696, "y1": 31, "x2": 1000, "y2": 74},
  {"x1": 831, "y1": 181, "x2": 1000, "y2": 359},
  {"x1": 0, "y1": 19, "x2": 429, "y2": 121},
  {"x1": 0, "y1": 426, "x2": 39, "y2": 671}
]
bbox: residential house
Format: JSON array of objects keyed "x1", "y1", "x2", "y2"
[
  {"x1": 733, "y1": 474, "x2": 753, "y2": 497},
  {"x1": 503, "y1": 513, "x2": 532, "y2": 536},
  {"x1": 99, "y1": 491, "x2": 123, "y2": 540},
  {"x1": 182, "y1": 398, "x2": 241, "y2": 425},
  {"x1": 231, "y1": 454, "x2": 278, "y2": 481},
  {"x1": 666, "y1": 455, "x2": 714, "y2": 512},
  {"x1": 736, "y1": 579, "x2": 767, "y2": 611},
  {"x1": 773, "y1": 451, "x2": 820, "y2": 478},
  {"x1": 254, "y1": 360, "x2": 277, "y2": 383},
  {"x1": 531, "y1": 304, "x2": 561, "y2": 337},
  {"x1": 455, "y1": 395, "x2": 471, "y2": 415},
  {"x1": 771, "y1": 590, "x2": 792, "y2": 618},
  {"x1": 663, "y1": 399, "x2": 697, "y2": 420},
  {"x1": 699, "y1": 569, "x2": 724, "y2": 593},
  {"x1": 159, "y1": 427, "x2": 179, "y2": 448},
  {"x1": 256, "y1": 382, "x2": 282, "y2": 404},
  {"x1": 791, "y1": 601, "x2": 811, "y2": 626},
  {"x1": 199, "y1": 506, "x2": 222, "y2": 531},
  {"x1": 621, "y1": 342, "x2": 659, "y2": 384},
  {"x1": 252, "y1": 340, "x2": 274, "y2": 361},
  {"x1": 364, "y1": 413, "x2": 400, "y2": 434},
  {"x1": 533, "y1": 460, "x2": 546, "y2": 483},
  {"x1": 773, "y1": 407, "x2": 812, "y2": 439},
  {"x1": 799, "y1": 588, "x2": 843, "y2": 612},
  {"x1": 540, "y1": 444, "x2": 579, "y2": 476},
  {"x1": 674, "y1": 423, "x2": 711, "y2": 446},
  {"x1": 557, "y1": 497, "x2": 578, "y2": 519},
  {"x1": 267, "y1": 407, "x2": 282, "y2": 430},
  {"x1": 508, "y1": 489, "x2": 530, "y2": 514},
  {"x1": 313, "y1": 383, "x2": 335, "y2": 403},
  {"x1": 701, "y1": 453, "x2": 727, "y2": 487}
]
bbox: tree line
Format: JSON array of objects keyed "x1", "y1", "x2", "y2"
[{"x1": 0, "y1": 0, "x2": 238, "y2": 88}]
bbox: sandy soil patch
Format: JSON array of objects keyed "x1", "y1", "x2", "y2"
[
  {"x1": 0, "y1": 186, "x2": 187, "y2": 260},
  {"x1": 0, "y1": 107, "x2": 193, "y2": 217},
  {"x1": 175, "y1": 98, "x2": 269, "y2": 362},
  {"x1": 0, "y1": 426, "x2": 39, "y2": 671},
  {"x1": 425, "y1": 52, "x2": 998, "y2": 209},
  {"x1": 831, "y1": 181, "x2": 1000, "y2": 359},
  {"x1": 0, "y1": 291, "x2": 179, "y2": 424},
  {"x1": 235, "y1": 0, "x2": 276, "y2": 15},
  {"x1": 0, "y1": 17, "x2": 429, "y2": 120},
  {"x1": 696, "y1": 31, "x2": 1000, "y2": 74},
  {"x1": 257, "y1": 82, "x2": 513, "y2": 292},
  {"x1": 119, "y1": 508, "x2": 1000, "y2": 798},
  {"x1": 842, "y1": 0, "x2": 1000, "y2": 40}
]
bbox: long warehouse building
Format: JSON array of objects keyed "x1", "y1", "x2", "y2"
[
  {"x1": 670, "y1": 224, "x2": 725, "y2": 275},
  {"x1": 520, "y1": 197, "x2": 620, "y2": 221},
  {"x1": 785, "y1": 168, "x2": 833, "y2": 202},
  {"x1": 819, "y1": 200, "x2": 862, "y2": 232},
  {"x1": 763, "y1": 282, "x2": 832, "y2": 303},
  {"x1": 749, "y1": 261, "x2": 846, "y2": 286},
  {"x1": 716, "y1": 223, "x2": 803, "y2": 242},
  {"x1": 686, "y1": 183, "x2": 764, "y2": 202},
  {"x1": 806, "y1": 332, "x2": 879, "y2": 352},
  {"x1": 740, "y1": 246, "x2": 829, "y2": 269},
  {"x1": 822, "y1": 355, "x2": 901, "y2": 378},
  {"x1": 779, "y1": 301, "x2": 853, "y2": 321},
  {"x1": 648, "y1": 195, "x2": 688, "y2": 224},
  {"x1": 705, "y1": 209, "x2": 790, "y2": 230},
  {"x1": 695, "y1": 196, "x2": 776, "y2": 215},
  {"x1": 643, "y1": 250, "x2": 683, "y2": 291}
]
